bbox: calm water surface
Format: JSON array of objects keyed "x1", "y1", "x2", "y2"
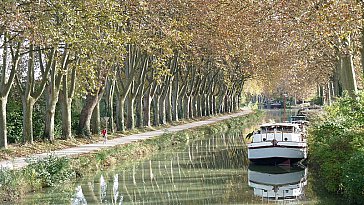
[{"x1": 20, "y1": 110, "x2": 338, "y2": 204}]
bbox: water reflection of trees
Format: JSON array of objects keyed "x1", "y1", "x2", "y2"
[
  {"x1": 72, "y1": 173, "x2": 123, "y2": 205},
  {"x1": 71, "y1": 131, "x2": 256, "y2": 204}
]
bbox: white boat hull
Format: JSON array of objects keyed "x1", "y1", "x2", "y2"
[{"x1": 248, "y1": 144, "x2": 307, "y2": 165}]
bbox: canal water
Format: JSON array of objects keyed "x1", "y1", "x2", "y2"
[{"x1": 19, "y1": 110, "x2": 338, "y2": 204}]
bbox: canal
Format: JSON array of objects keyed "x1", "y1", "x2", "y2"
[{"x1": 19, "y1": 110, "x2": 340, "y2": 204}]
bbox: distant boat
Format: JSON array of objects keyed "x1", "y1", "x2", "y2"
[
  {"x1": 248, "y1": 165, "x2": 307, "y2": 201},
  {"x1": 247, "y1": 123, "x2": 307, "y2": 165},
  {"x1": 297, "y1": 105, "x2": 322, "y2": 119},
  {"x1": 290, "y1": 115, "x2": 309, "y2": 135},
  {"x1": 264, "y1": 102, "x2": 282, "y2": 109}
]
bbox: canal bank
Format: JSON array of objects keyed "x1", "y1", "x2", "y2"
[{"x1": 0, "y1": 109, "x2": 263, "y2": 202}]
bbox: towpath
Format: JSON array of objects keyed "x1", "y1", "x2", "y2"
[{"x1": 0, "y1": 109, "x2": 252, "y2": 170}]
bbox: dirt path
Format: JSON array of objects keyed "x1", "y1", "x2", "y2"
[{"x1": 0, "y1": 109, "x2": 252, "y2": 170}]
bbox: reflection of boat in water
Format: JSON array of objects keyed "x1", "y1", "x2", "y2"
[
  {"x1": 248, "y1": 165, "x2": 307, "y2": 201},
  {"x1": 247, "y1": 123, "x2": 307, "y2": 165}
]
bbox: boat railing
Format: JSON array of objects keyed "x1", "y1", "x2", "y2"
[{"x1": 255, "y1": 132, "x2": 304, "y2": 143}]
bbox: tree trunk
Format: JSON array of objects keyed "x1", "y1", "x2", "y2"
[
  {"x1": 79, "y1": 90, "x2": 104, "y2": 136},
  {"x1": 340, "y1": 53, "x2": 358, "y2": 97},
  {"x1": 20, "y1": 45, "x2": 52, "y2": 144},
  {"x1": 190, "y1": 95, "x2": 195, "y2": 118},
  {"x1": 212, "y1": 95, "x2": 216, "y2": 115},
  {"x1": 205, "y1": 95, "x2": 210, "y2": 116},
  {"x1": 135, "y1": 95, "x2": 143, "y2": 128},
  {"x1": 224, "y1": 95, "x2": 229, "y2": 113},
  {"x1": 153, "y1": 96, "x2": 160, "y2": 126},
  {"x1": 0, "y1": 98, "x2": 8, "y2": 148},
  {"x1": 60, "y1": 96, "x2": 72, "y2": 139},
  {"x1": 183, "y1": 95, "x2": 190, "y2": 119},
  {"x1": 22, "y1": 97, "x2": 35, "y2": 144},
  {"x1": 171, "y1": 88, "x2": 178, "y2": 121},
  {"x1": 116, "y1": 97, "x2": 126, "y2": 131},
  {"x1": 234, "y1": 95, "x2": 239, "y2": 111},
  {"x1": 43, "y1": 49, "x2": 66, "y2": 142},
  {"x1": 91, "y1": 102, "x2": 100, "y2": 134},
  {"x1": 159, "y1": 95, "x2": 166, "y2": 125},
  {"x1": 105, "y1": 80, "x2": 115, "y2": 133},
  {"x1": 143, "y1": 94, "x2": 152, "y2": 127},
  {"x1": 60, "y1": 65, "x2": 76, "y2": 140},
  {"x1": 0, "y1": 38, "x2": 19, "y2": 148},
  {"x1": 178, "y1": 95, "x2": 184, "y2": 119},
  {"x1": 361, "y1": 10, "x2": 364, "y2": 75},
  {"x1": 327, "y1": 82, "x2": 332, "y2": 106},
  {"x1": 126, "y1": 95, "x2": 135, "y2": 129},
  {"x1": 166, "y1": 85, "x2": 172, "y2": 123},
  {"x1": 44, "y1": 87, "x2": 58, "y2": 142},
  {"x1": 201, "y1": 94, "x2": 206, "y2": 116}
]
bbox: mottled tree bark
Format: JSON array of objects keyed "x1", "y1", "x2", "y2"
[
  {"x1": 105, "y1": 78, "x2": 115, "y2": 133},
  {"x1": 152, "y1": 95, "x2": 160, "y2": 126},
  {"x1": 126, "y1": 94, "x2": 135, "y2": 129},
  {"x1": 91, "y1": 102, "x2": 101, "y2": 134},
  {"x1": 0, "y1": 37, "x2": 19, "y2": 148},
  {"x1": 79, "y1": 87, "x2": 105, "y2": 137},
  {"x1": 0, "y1": 98, "x2": 8, "y2": 148},
  {"x1": 44, "y1": 50, "x2": 67, "y2": 141},
  {"x1": 18, "y1": 45, "x2": 52, "y2": 144},
  {"x1": 340, "y1": 53, "x2": 358, "y2": 97},
  {"x1": 143, "y1": 92, "x2": 152, "y2": 127},
  {"x1": 22, "y1": 97, "x2": 35, "y2": 143},
  {"x1": 60, "y1": 66, "x2": 76, "y2": 139}
]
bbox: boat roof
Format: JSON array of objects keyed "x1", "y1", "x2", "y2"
[
  {"x1": 291, "y1": 115, "x2": 306, "y2": 119},
  {"x1": 260, "y1": 123, "x2": 300, "y2": 128}
]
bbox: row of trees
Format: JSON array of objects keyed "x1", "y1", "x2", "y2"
[
  {"x1": 0, "y1": 0, "x2": 251, "y2": 149},
  {"x1": 0, "y1": 0, "x2": 363, "y2": 149},
  {"x1": 243, "y1": 0, "x2": 363, "y2": 103}
]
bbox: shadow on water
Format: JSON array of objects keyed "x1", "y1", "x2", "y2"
[{"x1": 18, "y1": 110, "x2": 344, "y2": 204}]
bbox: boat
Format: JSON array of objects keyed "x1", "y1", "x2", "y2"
[
  {"x1": 248, "y1": 165, "x2": 307, "y2": 201},
  {"x1": 264, "y1": 101, "x2": 282, "y2": 109},
  {"x1": 290, "y1": 115, "x2": 309, "y2": 135},
  {"x1": 247, "y1": 123, "x2": 307, "y2": 165},
  {"x1": 297, "y1": 105, "x2": 322, "y2": 120}
]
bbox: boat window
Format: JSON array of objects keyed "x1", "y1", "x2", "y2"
[
  {"x1": 282, "y1": 126, "x2": 293, "y2": 133},
  {"x1": 267, "y1": 126, "x2": 275, "y2": 133},
  {"x1": 260, "y1": 127, "x2": 275, "y2": 133},
  {"x1": 294, "y1": 127, "x2": 301, "y2": 133},
  {"x1": 276, "y1": 126, "x2": 283, "y2": 132},
  {"x1": 260, "y1": 128, "x2": 266, "y2": 134}
]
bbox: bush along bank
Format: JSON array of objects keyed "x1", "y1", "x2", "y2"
[
  {"x1": 308, "y1": 92, "x2": 364, "y2": 204},
  {"x1": 0, "y1": 110, "x2": 263, "y2": 202}
]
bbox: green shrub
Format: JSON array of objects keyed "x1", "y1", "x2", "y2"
[
  {"x1": 342, "y1": 149, "x2": 364, "y2": 204},
  {"x1": 309, "y1": 91, "x2": 364, "y2": 200},
  {"x1": 7, "y1": 101, "x2": 23, "y2": 143},
  {"x1": 0, "y1": 169, "x2": 26, "y2": 201},
  {"x1": 25, "y1": 155, "x2": 76, "y2": 187}
]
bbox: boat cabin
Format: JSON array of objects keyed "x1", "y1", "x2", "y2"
[
  {"x1": 252, "y1": 123, "x2": 303, "y2": 143},
  {"x1": 290, "y1": 115, "x2": 307, "y2": 121}
]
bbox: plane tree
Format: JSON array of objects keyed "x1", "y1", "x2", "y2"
[{"x1": 0, "y1": 1, "x2": 24, "y2": 148}]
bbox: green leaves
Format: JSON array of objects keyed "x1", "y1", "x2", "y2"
[{"x1": 309, "y1": 91, "x2": 364, "y2": 201}]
